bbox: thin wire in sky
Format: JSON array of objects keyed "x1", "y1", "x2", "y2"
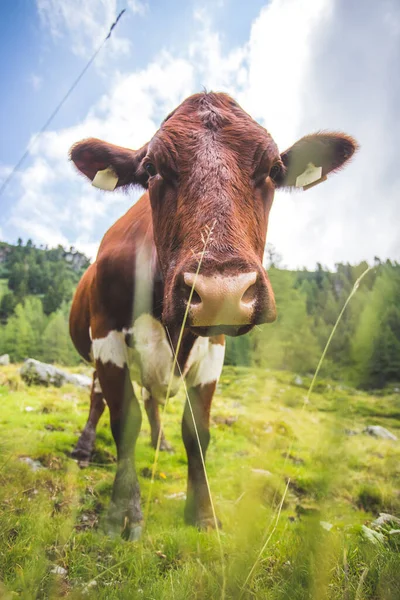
[{"x1": 0, "y1": 9, "x2": 126, "y2": 199}]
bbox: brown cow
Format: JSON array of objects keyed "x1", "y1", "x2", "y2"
[{"x1": 69, "y1": 92, "x2": 357, "y2": 540}]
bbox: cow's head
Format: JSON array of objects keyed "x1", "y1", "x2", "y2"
[{"x1": 70, "y1": 92, "x2": 357, "y2": 337}]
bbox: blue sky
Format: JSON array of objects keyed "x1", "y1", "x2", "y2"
[
  {"x1": 0, "y1": 0, "x2": 265, "y2": 162},
  {"x1": 0, "y1": 0, "x2": 399, "y2": 268}
]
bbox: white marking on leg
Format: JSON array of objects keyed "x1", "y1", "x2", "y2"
[
  {"x1": 142, "y1": 388, "x2": 151, "y2": 402},
  {"x1": 185, "y1": 338, "x2": 225, "y2": 388},
  {"x1": 93, "y1": 376, "x2": 102, "y2": 394},
  {"x1": 92, "y1": 330, "x2": 127, "y2": 368}
]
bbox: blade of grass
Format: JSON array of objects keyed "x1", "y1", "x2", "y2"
[
  {"x1": 355, "y1": 567, "x2": 369, "y2": 600},
  {"x1": 241, "y1": 265, "x2": 375, "y2": 597},
  {"x1": 166, "y1": 327, "x2": 226, "y2": 600},
  {"x1": 144, "y1": 221, "x2": 216, "y2": 526},
  {"x1": 239, "y1": 478, "x2": 290, "y2": 598},
  {"x1": 305, "y1": 265, "x2": 375, "y2": 405},
  {"x1": 282, "y1": 265, "x2": 376, "y2": 470}
]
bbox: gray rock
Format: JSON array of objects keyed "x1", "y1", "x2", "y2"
[
  {"x1": 0, "y1": 354, "x2": 10, "y2": 366},
  {"x1": 361, "y1": 525, "x2": 386, "y2": 545},
  {"x1": 372, "y1": 513, "x2": 400, "y2": 528},
  {"x1": 19, "y1": 457, "x2": 44, "y2": 472},
  {"x1": 50, "y1": 565, "x2": 67, "y2": 576},
  {"x1": 251, "y1": 468, "x2": 272, "y2": 477},
  {"x1": 363, "y1": 425, "x2": 397, "y2": 441},
  {"x1": 20, "y1": 359, "x2": 91, "y2": 389},
  {"x1": 83, "y1": 580, "x2": 97, "y2": 594},
  {"x1": 165, "y1": 491, "x2": 186, "y2": 500}
]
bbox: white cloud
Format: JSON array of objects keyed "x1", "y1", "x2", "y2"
[
  {"x1": 36, "y1": 0, "x2": 139, "y2": 59},
  {"x1": 239, "y1": 0, "x2": 333, "y2": 149},
  {"x1": 189, "y1": 9, "x2": 247, "y2": 92},
  {"x1": 8, "y1": 0, "x2": 342, "y2": 266},
  {"x1": 8, "y1": 53, "x2": 195, "y2": 257},
  {"x1": 128, "y1": 0, "x2": 148, "y2": 16},
  {"x1": 8, "y1": 0, "x2": 400, "y2": 270},
  {"x1": 0, "y1": 165, "x2": 12, "y2": 183},
  {"x1": 267, "y1": 0, "x2": 400, "y2": 268},
  {"x1": 10, "y1": 219, "x2": 70, "y2": 249}
]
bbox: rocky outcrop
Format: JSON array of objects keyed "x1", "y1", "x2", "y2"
[
  {"x1": 363, "y1": 425, "x2": 397, "y2": 441},
  {"x1": 0, "y1": 354, "x2": 10, "y2": 366},
  {"x1": 20, "y1": 359, "x2": 91, "y2": 389}
]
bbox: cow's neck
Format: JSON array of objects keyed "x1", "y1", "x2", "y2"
[{"x1": 126, "y1": 198, "x2": 197, "y2": 369}]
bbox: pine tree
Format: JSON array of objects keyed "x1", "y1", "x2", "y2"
[
  {"x1": 3, "y1": 304, "x2": 35, "y2": 361},
  {"x1": 42, "y1": 310, "x2": 80, "y2": 365},
  {"x1": 352, "y1": 266, "x2": 400, "y2": 387}
]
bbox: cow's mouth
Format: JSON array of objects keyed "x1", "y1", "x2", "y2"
[{"x1": 189, "y1": 324, "x2": 254, "y2": 337}]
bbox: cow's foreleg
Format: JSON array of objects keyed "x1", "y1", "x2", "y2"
[
  {"x1": 182, "y1": 381, "x2": 221, "y2": 529},
  {"x1": 94, "y1": 353, "x2": 143, "y2": 541},
  {"x1": 71, "y1": 371, "x2": 105, "y2": 466},
  {"x1": 143, "y1": 389, "x2": 172, "y2": 451}
]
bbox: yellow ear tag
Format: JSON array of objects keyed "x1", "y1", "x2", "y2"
[
  {"x1": 295, "y1": 163, "x2": 323, "y2": 189},
  {"x1": 92, "y1": 166, "x2": 119, "y2": 191}
]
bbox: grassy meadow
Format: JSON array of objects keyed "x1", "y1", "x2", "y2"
[{"x1": 0, "y1": 363, "x2": 399, "y2": 599}]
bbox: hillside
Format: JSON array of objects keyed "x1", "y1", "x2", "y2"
[
  {"x1": 1, "y1": 239, "x2": 400, "y2": 390},
  {"x1": 0, "y1": 239, "x2": 90, "y2": 321},
  {"x1": 0, "y1": 364, "x2": 399, "y2": 599},
  {"x1": 0, "y1": 240, "x2": 91, "y2": 366}
]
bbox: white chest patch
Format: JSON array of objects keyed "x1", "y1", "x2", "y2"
[
  {"x1": 91, "y1": 315, "x2": 225, "y2": 401},
  {"x1": 127, "y1": 314, "x2": 180, "y2": 402},
  {"x1": 185, "y1": 337, "x2": 225, "y2": 388}
]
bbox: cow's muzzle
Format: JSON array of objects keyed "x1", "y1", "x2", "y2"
[{"x1": 177, "y1": 269, "x2": 276, "y2": 336}]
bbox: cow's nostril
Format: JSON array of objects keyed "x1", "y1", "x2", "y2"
[
  {"x1": 188, "y1": 288, "x2": 202, "y2": 305},
  {"x1": 181, "y1": 280, "x2": 202, "y2": 305},
  {"x1": 241, "y1": 283, "x2": 257, "y2": 304}
]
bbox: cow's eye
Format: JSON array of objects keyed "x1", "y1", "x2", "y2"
[
  {"x1": 270, "y1": 162, "x2": 283, "y2": 183},
  {"x1": 144, "y1": 162, "x2": 157, "y2": 177}
]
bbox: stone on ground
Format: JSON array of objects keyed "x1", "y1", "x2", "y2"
[{"x1": 20, "y1": 358, "x2": 91, "y2": 389}]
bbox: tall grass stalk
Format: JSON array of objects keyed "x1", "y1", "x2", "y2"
[
  {"x1": 144, "y1": 222, "x2": 216, "y2": 526},
  {"x1": 239, "y1": 478, "x2": 291, "y2": 598},
  {"x1": 243, "y1": 265, "x2": 375, "y2": 596},
  {"x1": 283, "y1": 265, "x2": 375, "y2": 469},
  {"x1": 167, "y1": 329, "x2": 226, "y2": 600},
  {"x1": 305, "y1": 265, "x2": 375, "y2": 405},
  {"x1": 355, "y1": 567, "x2": 369, "y2": 600}
]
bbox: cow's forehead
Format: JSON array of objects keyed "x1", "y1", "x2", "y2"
[
  {"x1": 151, "y1": 92, "x2": 279, "y2": 162},
  {"x1": 162, "y1": 92, "x2": 240, "y2": 123},
  {"x1": 162, "y1": 92, "x2": 266, "y2": 135}
]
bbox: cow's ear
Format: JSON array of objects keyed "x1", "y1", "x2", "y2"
[
  {"x1": 271, "y1": 133, "x2": 358, "y2": 191},
  {"x1": 69, "y1": 138, "x2": 149, "y2": 190}
]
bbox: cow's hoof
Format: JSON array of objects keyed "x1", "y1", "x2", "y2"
[
  {"x1": 159, "y1": 438, "x2": 173, "y2": 452},
  {"x1": 197, "y1": 516, "x2": 222, "y2": 531},
  {"x1": 71, "y1": 446, "x2": 91, "y2": 464},
  {"x1": 151, "y1": 437, "x2": 173, "y2": 452},
  {"x1": 185, "y1": 507, "x2": 222, "y2": 530},
  {"x1": 105, "y1": 521, "x2": 142, "y2": 542},
  {"x1": 104, "y1": 521, "x2": 120, "y2": 539},
  {"x1": 126, "y1": 523, "x2": 143, "y2": 542}
]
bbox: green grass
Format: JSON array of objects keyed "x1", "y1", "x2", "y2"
[{"x1": 0, "y1": 364, "x2": 399, "y2": 599}]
